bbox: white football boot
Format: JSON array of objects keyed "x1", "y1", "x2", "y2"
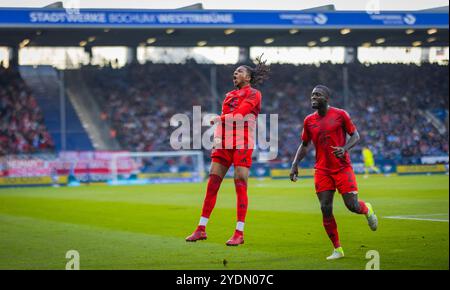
[
  {"x1": 365, "y1": 203, "x2": 378, "y2": 231},
  {"x1": 326, "y1": 247, "x2": 345, "y2": 260}
]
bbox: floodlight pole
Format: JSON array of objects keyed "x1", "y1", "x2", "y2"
[
  {"x1": 210, "y1": 66, "x2": 219, "y2": 114},
  {"x1": 238, "y1": 47, "x2": 250, "y2": 64},
  {"x1": 127, "y1": 46, "x2": 138, "y2": 64},
  {"x1": 59, "y1": 70, "x2": 67, "y2": 151},
  {"x1": 9, "y1": 46, "x2": 19, "y2": 69},
  {"x1": 421, "y1": 48, "x2": 431, "y2": 63},
  {"x1": 343, "y1": 65, "x2": 349, "y2": 109}
]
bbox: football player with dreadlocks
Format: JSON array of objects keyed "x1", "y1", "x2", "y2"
[{"x1": 186, "y1": 56, "x2": 270, "y2": 246}]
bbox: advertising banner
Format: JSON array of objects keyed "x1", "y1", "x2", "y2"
[{"x1": 0, "y1": 9, "x2": 447, "y2": 28}]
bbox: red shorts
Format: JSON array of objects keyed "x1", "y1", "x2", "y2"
[
  {"x1": 211, "y1": 148, "x2": 253, "y2": 168},
  {"x1": 314, "y1": 167, "x2": 358, "y2": 194}
]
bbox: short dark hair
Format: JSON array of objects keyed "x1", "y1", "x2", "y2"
[{"x1": 314, "y1": 85, "x2": 332, "y2": 98}]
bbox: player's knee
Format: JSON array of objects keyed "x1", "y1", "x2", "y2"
[
  {"x1": 344, "y1": 200, "x2": 360, "y2": 213},
  {"x1": 320, "y1": 203, "x2": 333, "y2": 216},
  {"x1": 234, "y1": 174, "x2": 247, "y2": 183},
  {"x1": 234, "y1": 177, "x2": 247, "y2": 186}
]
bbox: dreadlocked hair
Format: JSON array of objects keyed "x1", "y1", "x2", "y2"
[{"x1": 242, "y1": 54, "x2": 270, "y2": 87}]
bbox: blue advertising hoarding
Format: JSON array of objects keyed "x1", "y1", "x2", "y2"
[{"x1": 0, "y1": 8, "x2": 448, "y2": 28}]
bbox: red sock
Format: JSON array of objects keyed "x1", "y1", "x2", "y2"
[
  {"x1": 358, "y1": 201, "x2": 369, "y2": 215},
  {"x1": 323, "y1": 215, "x2": 341, "y2": 248},
  {"x1": 196, "y1": 225, "x2": 205, "y2": 232},
  {"x1": 200, "y1": 174, "x2": 223, "y2": 218},
  {"x1": 234, "y1": 179, "x2": 248, "y2": 223}
]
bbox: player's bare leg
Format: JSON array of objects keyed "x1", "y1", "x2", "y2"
[
  {"x1": 186, "y1": 162, "x2": 229, "y2": 242},
  {"x1": 364, "y1": 166, "x2": 381, "y2": 178},
  {"x1": 318, "y1": 190, "x2": 344, "y2": 260},
  {"x1": 226, "y1": 166, "x2": 249, "y2": 246},
  {"x1": 364, "y1": 167, "x2": 370, "y2": 179},
  {"x1": 342, "y1": 192, "x2": 378, "y2": 231}
]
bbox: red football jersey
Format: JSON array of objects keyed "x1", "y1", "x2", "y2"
[
  {"x1": 301, "y1": 107, "x2": 357, "y2": 174},
  {"x1": 215, "y1": 84, "x2": 262, "y2": 149}
]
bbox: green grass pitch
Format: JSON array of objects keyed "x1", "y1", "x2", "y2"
[{"x1": 0, "y1": 174, "x2": 448, "y2": 270}]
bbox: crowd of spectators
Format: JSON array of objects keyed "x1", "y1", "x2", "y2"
[
  {"x1": 83, "y1": 62, "x2": 211, "y2": 152},
  {"x1": 83, "y1": 62, "x2": 449, "y2": 165},
  {"x1": 2, "y1": 60, "x2": 446, "y2": 167},
  {"x1": 0, "y1": 67, "x2": 54, "y2": 156}
]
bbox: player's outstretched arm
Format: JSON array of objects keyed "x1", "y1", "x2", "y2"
[{"x1": 290, "y1": 141, "x2": 309, "y2": 182}]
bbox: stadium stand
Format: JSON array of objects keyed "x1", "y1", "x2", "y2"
[
  {"x1": 79, "y1": 62, "x2": 449, "y2": 165},
  {"x1": 0, "y1": 67, "x2": 54, "y2": 155},
  {"x1": 19, "y1": 66, "x2": 94, "y2": 151},
  {"x1": 81, "y1": 63, "x2": 211, "y2": 152}
]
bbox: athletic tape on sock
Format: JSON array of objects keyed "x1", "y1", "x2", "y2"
[
  {"x1": 199, "y1": 217, "x2": 209, "y2": 226},
  {"x1": 236, "y1": 221, "x2": 245, "y2": 231}
]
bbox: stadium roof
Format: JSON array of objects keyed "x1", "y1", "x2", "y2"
[{"x1": 0, "y1": 7, "x2": 448, "y2": 48}]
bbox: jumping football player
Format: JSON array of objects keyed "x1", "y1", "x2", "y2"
[
  {"x1": 289, "y1": 85, "x2": 378, "y2": 260},
  {"x1": 186, "y1": 56, "x2": 270, "y2": 246}
]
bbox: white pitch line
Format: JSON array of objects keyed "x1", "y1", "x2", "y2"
[
  {"x1": 390, "y1": 213, "x2": 449, "y2": 217},
  {"x1": 384, "y1": 215, "x2": 449, "y2": 222}
]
